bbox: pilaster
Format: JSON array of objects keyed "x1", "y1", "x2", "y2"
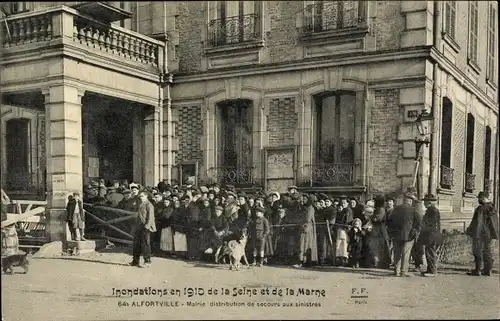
[{"x1": 43, "y1": 85, "x2": 84, "y2": 242}]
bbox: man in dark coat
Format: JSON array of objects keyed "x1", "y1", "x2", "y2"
[
  {"x1": 66, "y1": 192, "x2": 85, "y2": 241},
  {"x1": 106, "y1": 187, "x2": 124, "y2": 208},
  {"x1": 466, "y1": 191, "x2": 499, "y2": 276},
  {"x1": 387, "y1": 193, "x2": 422, "y2": 277},
  {"x1": 418, "y1": 194, "x2": 443, "y2": 277},
  {"x1": 184, "y1": 194, "x2": 201, "y2": 260},
  {"x1": 129, "y1": 191, "x2": 156, "y2": 268}
]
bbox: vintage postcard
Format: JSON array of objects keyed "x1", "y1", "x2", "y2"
[{"x1": 1, "y1": 1, "x2": 499, "y2": 320}]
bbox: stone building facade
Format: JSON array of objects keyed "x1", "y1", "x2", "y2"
[
  {"x1": 1, "y1": 1, "x2": 499, "y2": 238},
  {"x1": 167, "y1": 0, "x2": 498, "y2": 230}
]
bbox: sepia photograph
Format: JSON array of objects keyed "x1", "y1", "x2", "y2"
[{"x1": 0, "y1": 1, "x2": 499, "y2": 320}]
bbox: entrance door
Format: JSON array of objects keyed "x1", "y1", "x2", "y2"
[
  {"x1": 6, "y1": 118, "x2": 30, "y2": 189},
  {"x1": 217, "y1": 99, "x2": 253, "y2": 184}
]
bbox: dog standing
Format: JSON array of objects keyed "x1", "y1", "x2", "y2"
[
  {"x1": 1, "y1": 252, "x2": 29, "y2": 274},
  {"x1": 228, "y1": 230, "x2": 250, "y2": 271}
]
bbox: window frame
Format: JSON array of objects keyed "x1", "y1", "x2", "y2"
[
  {"x1": 444, "y1": 0, "x2": 457, "y2": 40},
  {"x1": 439, "y1": 97, "x2": 454, "y2": 190},
  {"x1": 487, "y1": 3, "x2": 497, "y2": 86},
  {"x1": 9, "y1": 2, "x2": 31, "y2": 14},
  {"x1": 467, "y1": 1, "x2": 480, "y2": 72},
  {"x1": 303, "y1": 0, "x2": 367, "y2": 34}
]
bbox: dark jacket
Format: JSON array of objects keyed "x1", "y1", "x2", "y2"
[
  {"x1": 211, "y1": 214, "x2": 229, "y2": 234},
  {"x1": 419, "y1": 205, "x2": 443, "y2": 245},
  {"x1": 387, "y1": 203, "x2": 422, "y2": 242},
  {"x1": 136, "y1": 200, "x2": 156, "y2": 232},
  {"x1": 186, "y1": 202, "x2": 201, "y2": 232},
  {"x1": 252, "y1": 216, "x2": 270, "y2": 240},
  {"x1": 467, "y1": 202, "x2": 499, "y2": 240}
]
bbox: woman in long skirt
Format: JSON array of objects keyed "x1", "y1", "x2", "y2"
[
  {"x1": 334, "y1": 197, "x2": 353, "y2": 266},
  {"x1": 159, "y1": 198, "x2": 175, "y2": 255},
  {"x1": 171, "y1": 199, "x2": 187, "y2": 259},
  {"x1": 294, "y1": 194, "x2": 318, "y2": 268}
]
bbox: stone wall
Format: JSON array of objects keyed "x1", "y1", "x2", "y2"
[{"x1": 267, "y1": 97, "x2": 297, "y2": 148}]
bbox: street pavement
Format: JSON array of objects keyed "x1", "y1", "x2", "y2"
[{"x1": 2, "y1": 253, "x2": 499, "y2": 320}]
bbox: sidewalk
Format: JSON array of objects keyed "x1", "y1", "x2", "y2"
[{"x1": 32, "y1": 249, "x2": 498, "y2": 275}]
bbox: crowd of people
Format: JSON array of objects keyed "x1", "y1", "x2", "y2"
[{"x1": 79, "y1": 179, "x2": 497, "y2": 277}]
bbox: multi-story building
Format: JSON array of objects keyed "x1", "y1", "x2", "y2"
[
  {"x1": 169, "y1": 0, "x2": 499, "y2": 231},
  {"x1": 0, "y1": 1, "x2": 172, "y2": 240},
  {"x1": 0, "y1": 1, "x2": 498, "y2": 241}
]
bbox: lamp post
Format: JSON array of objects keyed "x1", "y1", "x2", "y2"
[
  {"x1": 414, "y1": 109, "x2": 433, "y2": 160},
  {"x1": 412, "y1": 110, "x2": 434, "y2": 199}
]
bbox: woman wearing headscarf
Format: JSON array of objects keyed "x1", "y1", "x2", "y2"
[{"x1": 294, "y1": 193, "x2": 318, "y2": 268}]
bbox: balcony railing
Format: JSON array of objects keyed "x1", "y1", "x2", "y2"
[
  {"x1": 208, "y1": 14, "x2": 260, "y2": 46},
  {"x1": 484, "y1": 178, "x2": 492, "y2": 193},
  {"x1": 440, "y1": 165, "x2": 455, "y2": 189},
  {"x1": 465, "y1": 173, "x2": 476, "y2": 193},
  {"x1": 1, "y1": 6, "x2": 164, "y2": 70},
  {"x1": 301, "y1": 163, "x2": 355, "y2": 187},
  {"x1": 209, "y1": 166, "x2": 255, "y2": 186},
  {"x1": 303, "y1": 2, "x2": 365, "y2": 33}
]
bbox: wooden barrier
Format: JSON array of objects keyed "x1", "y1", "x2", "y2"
[
  {"x1": 83, "y1": 204, "x2": 137, "y2": 245},
  {"x1": 2, "y1": 200, "x2": 48, "y2": 248}
]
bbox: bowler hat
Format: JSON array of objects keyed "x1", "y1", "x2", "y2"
[
  {"x1": 422, "y1": 193, "x2": 437, "y2": 201},
  {"x1": 403, "y1": 192, "x2": 416, "y2": 200},
  {"x1": 477, "y1": 191, "x2": 490, "y2": 199},
  {"x1": 288, "y1": 185, "x2": 298, "y2": 191},
  {"x1": 226, "y1": 191, "x2": 237, "y2": 198},
  {"x1": 129, "y1": 183, "x2": 139, "y2": 190}
]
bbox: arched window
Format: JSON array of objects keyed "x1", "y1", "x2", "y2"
[
  {"x1": 484, "y1": 126, "x2": 492, "y2": 192},
  {"x1": 6, "y1": 118, "x2": 30, "y2": 189},
  {"x1": 216, "y1": 99, "x2": 253, "y2": 185},
  {"x1": 440, "y1": 97, "x2": 453, "y2": 189},
  {"x1": 465, "y1": 113, "x2": 475, "y2": 193}
]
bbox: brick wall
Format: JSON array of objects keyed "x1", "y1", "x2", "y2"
[
  {"x1": 370, "y1": 89, "x2": 401, "y2": 194},
  {"x1": 374, "y1": 1, "x2": 405, "y2": 50},
  {"x1": 265, "y1": 1, "x2": 301, "y2": 64},
  {"x1": 176, "y1": 2, "x2": 203, "y2": 73},
  {"x1": 175, "y1": 106, "x2": 202, "y2": 164},
  {"x1": 452, "y1": 109, "x2": 466, "y2": 210},
  {"x1": 267, "y1": 97, "x2": 297, "y2": 147},
  {"x1": 474, "y1": 122, "x2": 485, "y2": 191}
]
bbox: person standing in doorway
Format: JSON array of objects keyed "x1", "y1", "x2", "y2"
[
  {"x1": 387, "y1": 193, "x2": 422, "y2": 277},
  {"x1": 129, "y1": 191, "x2": 156, "y2": 268},
  {"x1": 466, "y1": 191, "x2": 499, "y2": 276},
  {"x1": 418, "y1": 194, "x2": 443, "y2": 277},
  {"x1": 66, "y1": 192, "x2": 85, "y2": 241}
]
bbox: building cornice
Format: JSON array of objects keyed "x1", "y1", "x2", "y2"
[
  {"x1": 174, "y1": 46, "x2": 433, "y2": 83},
  {"x1": 429, "y1": 47, "x2": 499, "y2": 115}
]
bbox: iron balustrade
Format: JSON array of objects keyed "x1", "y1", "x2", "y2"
[
  {"x1": 440, "y1": 165, "x2": 455, "y2": 189},
  {"x1": 465, "y1": 173, "x2": 476, "y2": 193},
  {"x1": 303, "y1": 2, "x2": 365, "y2": 33},
  {"x1": 209, "y1": 14, "x2": 259, "y2": 46},
  {"x1": 303, "y1": 163, "x2": 355, "y2": 186}
]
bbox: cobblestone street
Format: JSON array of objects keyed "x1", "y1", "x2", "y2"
[{"x1": 2, "y1": 253, "x2": 499, "y2": 320}]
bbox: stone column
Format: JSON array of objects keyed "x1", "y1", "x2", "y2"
[
  {"x1": 132, "y1": 107, "x2": 144, "y2": 183},
  {"x1": 43, "y1": 86, "x2": 84, "y2": 242},
  {"x1": 143, "y1": 106, "x2": 162, "y2": 187}
]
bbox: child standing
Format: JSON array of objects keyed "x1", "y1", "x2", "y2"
[
  {"x1": 348, "y1": 218, "x2": 365, "y2": 268},
  {"x1": 251, "y1": 205, "x2": 270, "y2": 267}
]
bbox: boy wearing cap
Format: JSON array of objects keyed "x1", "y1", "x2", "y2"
[
  {"x1": 250, "y1": 205, "x2": 270, "y2": 267},
  {"x1": 208, "y1": 205, "x2": 229, "y2": 254}
]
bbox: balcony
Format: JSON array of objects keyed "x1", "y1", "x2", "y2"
[
  {"x1": 465, "y1": 173, "x2": 476, "y2": 193},
  {"x1": 208, "y1": 14, "x2": 260, "y2": 47},
  {"x1": 303, "y1": 2, "x2": 366, "y2": 34},
  {"x1": 300, "y1": 163, "x2": 355, "y2": 187},
  {"x1": 484, "y1": 178, "x2": 492, "y2": 193},
  {"x1": 440, "y1": 165, "x2": 455, "y2": 190},
  {"x1": 209, "y1": 166, "x2": 255, "y2": 187},
  {"x1": 1, "y1": 6, "x2": 165, "y2": 77}
]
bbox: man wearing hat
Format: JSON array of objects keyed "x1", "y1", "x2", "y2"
[
  {"x1": 117, "y1": 189, "x2": 139, "y2": 212},
  {"x1": 418, "y1": 194, "x2": 443, "y2": 277},
  {"x1": 106, "y1": 186, "x2": 124, "y2": 208},
  {"x1": 386, "y1": 192, "x2": 422, "y2": 277},
  {"x1": 223, "y1": 191, "x2": 240, "y2": 223},
  {"x1": 466, "y1": 191, "x2": 499, "y2": 276}
]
